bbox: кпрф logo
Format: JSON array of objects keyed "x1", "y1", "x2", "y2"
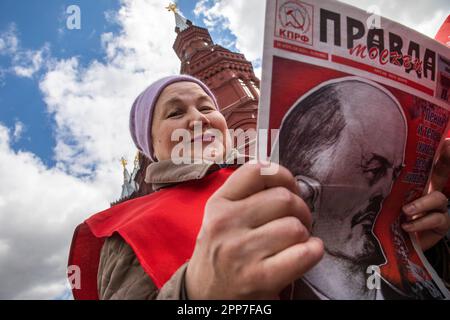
[{"x1": 276, "y1": 0, "x2": 314, "y2": 46}]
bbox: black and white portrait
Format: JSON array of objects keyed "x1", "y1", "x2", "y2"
[{"x1": 271, "y1": 77, "x2": 409, "y2": 299}]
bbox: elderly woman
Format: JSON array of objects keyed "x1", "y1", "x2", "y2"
[{"x1": 68, "y1": 75, "x2": 450, "y2": 300}]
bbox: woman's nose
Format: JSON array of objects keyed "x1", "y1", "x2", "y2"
[{"x1": 188, "y1": 108, "x2": 210, "y2": 130}]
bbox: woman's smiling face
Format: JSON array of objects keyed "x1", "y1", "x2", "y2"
[{"x1": 151, "y1": 81, "x2": 230, "y2": 162}]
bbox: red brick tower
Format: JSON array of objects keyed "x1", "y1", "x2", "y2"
[{"x1": 169, "y1": 4, "x2": 260, "y2": 153}]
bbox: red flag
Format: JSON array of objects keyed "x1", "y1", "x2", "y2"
[
  {"x1": 435, "y1": 15, "x2": 450, "y2": 48},
  {"x1": 435, "y1": 16, "x2": 450, "y2": 195},
  {"x1": 435, "y1": 15, "x2": 450, "y2": 138}
]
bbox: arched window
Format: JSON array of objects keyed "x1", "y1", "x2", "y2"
[
  {"x1": 250, "y1": 81, "x2": 260, "y2": 96},
  {"x1": 238, "y1": 79, "x2": 254, "y2": 99}
]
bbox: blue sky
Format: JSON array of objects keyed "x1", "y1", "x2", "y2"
[
  {"x1": 0, "y1": 0, "x2": 447, "y2": 300},
  {"x1": 0, "y1": 0, "x2": 237, "y2": 168},
  {"x1": 0, "y1": 1, "x2": 115, "y2": 167}
]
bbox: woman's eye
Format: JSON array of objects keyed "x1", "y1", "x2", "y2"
[
  {"x1": 167, "y1": 110, "x2": 183, "y2": 118},
  {"x1": 199, "y1": 106, "x2": 214, "y2": 113}
]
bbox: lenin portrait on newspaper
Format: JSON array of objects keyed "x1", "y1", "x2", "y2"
[
  {"x1": 271, "y1": 76, "x2": 447, "y2": 300},
  {"x1": 262, "y1": 0, "x2": 450, "y2": 301}
]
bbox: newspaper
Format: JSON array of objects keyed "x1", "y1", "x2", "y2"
[{"x1": 258, "y1": 0, "x2": 450, "y2": 299}]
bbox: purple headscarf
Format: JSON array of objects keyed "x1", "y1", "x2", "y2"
[{"x1": 129, "y1": 75, "x2": 219, "y2": 162}]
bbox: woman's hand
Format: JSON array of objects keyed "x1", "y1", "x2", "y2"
[
  {"x1": 402, "y1": 139, "x2": 450, "y2": 251},
  {"x1": 185, "y1": 162, "x2": 324, "y2": 300},
  {"x1": 402, "y1": 191, "x2": 449, "y2": 251}
]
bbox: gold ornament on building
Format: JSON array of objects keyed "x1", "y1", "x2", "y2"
[
  {"x1": 120, "y1": 157, "x2": 128, "y2": 169},
  {"x1": 134, "y1": 152, "x2": 140, "y2": 167},
  {"x1": 166, "y1": 3, "x2": 178, "y2": 13}
]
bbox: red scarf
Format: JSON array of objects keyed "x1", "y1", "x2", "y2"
[{"x1": 68, "y1": 167, "x2": 237, "y2": 300}]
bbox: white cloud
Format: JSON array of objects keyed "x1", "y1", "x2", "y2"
[
  {"x1": 0, "y1": 124, "x2": 114, "y2": 299},
  {"x1": 253, "y1": 66, "x2": 262, "y2": 80},
  {"x1": 0, "y1": 239, "x2": 10, "y2": 258},
  {"x1": 12, "y1": 44, "x2": 50, "y2": 78},
  {"x1": 0, "y1": 24, "x2": 19, "y2": 55},
  {"x1": 0, "y1": 69, "x2": 6, "y2": 87},
  {"x1": 14, "y1": 282, "x2": 71, "y2": 300},
  {"x1": 0, "y1": 0, "x2": 183, "y2": 299},
  {"x1": 194, "y1": 0, "x2": 266, "y2": 62},
  {"x1": 415, "y1": 10, "x2": 447, "y2": 39},
  {"x1": 337, "y1": 0, "x2": 449, "y2": 38},
  {"x1": 12, "y1": 121, "x2": 24, "y2": 142},
  {"x1": 0, "y1": 24, "x2": 50, "y2": 78}
]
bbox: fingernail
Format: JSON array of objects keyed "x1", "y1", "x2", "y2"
[
  {"x1": 402, "y1": 203, "x2": 415, "y2": 215},
  {"x1": 402, "y1": 223, "x2": 413, "y2": 231}
]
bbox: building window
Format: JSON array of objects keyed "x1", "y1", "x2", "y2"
[
  {"x1": 250, "y1": 81, "x2": 260, "y2": 96},
  {"x1": 238, "y1": 79, "x2": 254, "y2": 99}
]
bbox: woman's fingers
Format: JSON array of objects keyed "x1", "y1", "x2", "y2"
[
  {"x1": 402, "y1": 191, "x2": 448, "y2": 218},
  {"x1": 402, "y1": 191, "x2": 449, "y2": 251},
  {"x1": 215, "y1": 162, "x2": 300, "y2": 201},
  {"x1": 402, "y1": 211, "x2": 450, "y2": 235},
  {"x1": 260, "y1": 237, "x2": 324, "y2": 293},
  {"x1": 429, "y1": 139, "x2": 450, "y2": 193},
  {"x1": 244, "y1": 216, "x2": 311, "y2": 260},
  {"x1": 240, "y1": 186, "x2": 313, "y2": 230}
]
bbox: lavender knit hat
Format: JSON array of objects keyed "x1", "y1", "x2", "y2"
[{"x1": 129, "y1": 75, "x2": 219, "y2": 162}]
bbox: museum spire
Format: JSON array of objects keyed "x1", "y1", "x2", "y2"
[{"x1": 166, "y1": 3, "x2": 191, "y2": 33}]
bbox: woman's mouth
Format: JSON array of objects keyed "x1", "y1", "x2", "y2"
[{"x1": 191, "y1": 132, "x2": 216, "y2": 143}]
